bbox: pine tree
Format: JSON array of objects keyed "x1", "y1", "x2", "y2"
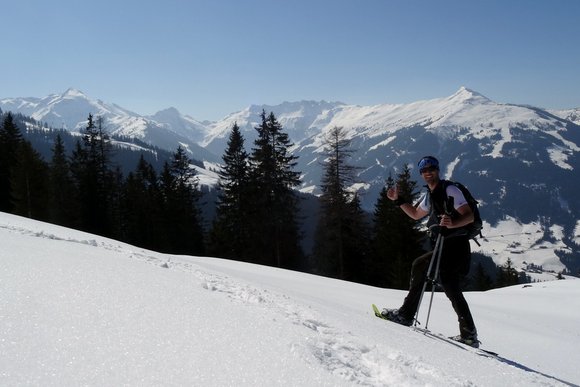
[
  {"x1": 0, "y1": 112, "x2": 24, "y2": 212},
  {"x1": 371, "y1": 165, "x2": 426, "y2": 288},
  {"x1": 247, "y1": 111, "x2": 302, "y2": 268},
  {"x1": 69, "y1": 139, "x2": 88, "y2": 229},
  {"x1": 496, "y1": 258, "x2": 519, "y2": 288},
  {"x1": 472, "y1": 262, "x2": 493, "y2": 290},
  {"x1": 343, "y1": 193, "x2": 372, "y2": 282},
  {"x1": 108, "y1": 166, "x2": 125, "y2": 240},
  {"x1": 11, "y1": 140, "x2": 50, "y2": 220},
  {"x1": 69, "y1": 114, "x2": 115, "y2": 236},
  {"x1": 48, "y1": 134, "x2": 77, "y2": 227},
  {"x1": 210, "y1": 123, "x2": 252, "y2": 259},
  {"x1": 158, "y1": 146, "x2": 205, "y2": 255},
  {"x1": 368, "y1": 175, "x2": 399, "y2": 287},
  {"x1": 121, "y1": 155, "x2": 162, "y2": 249},
  {"x1": 313, "y1": 126, "x2": 368, "y2": 280}
]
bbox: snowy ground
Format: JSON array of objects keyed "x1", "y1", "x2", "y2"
[
  {"x1": 1, "y1": 212, "x2": 579, "y2": 386},
  {"x1": 473, "y1": 217, "x2": 575, "y2": 278}
]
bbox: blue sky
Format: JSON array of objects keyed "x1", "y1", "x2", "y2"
[{"x1": 2, "y1": 0, "x2": 579, "y2": 120}]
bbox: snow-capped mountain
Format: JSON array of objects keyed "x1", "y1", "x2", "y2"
[
  {"x1": 288, "y1": 88, "x2": 580, "y2": 277},
  {"x1": 291, "y1": 87, "x2": 579, "y2": 194},
  {"x1": 202, "y1": 87, "x2": 580, "y2": 276},
  {"x1": 148, "y1": 107, "x2": 208, "y2": 143},
  {"x1": 0, "y1": 88, "x2": 218, "y2": 162},
  {"x1": 0, "y1": 88, "x2": 142, "y2": 131},
  {"x1": 201, "y1": 100, "x2": 345, "y2": 155},
  {"x1": 2, "y1": 87, "x2": 580, "y2": 276},
  {"x1": 551, "y1": 107, "x2": 580, "y2": 126}
]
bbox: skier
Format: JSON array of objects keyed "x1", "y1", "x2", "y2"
[{"x1": 381, "y1": 155, "x2": 479, "y2": 347}]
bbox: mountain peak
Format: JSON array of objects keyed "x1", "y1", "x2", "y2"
[
  {"x1": 61, "y1": 88, "x2": 88, "y2": 99},
  {"x1": 154, "y1": 107, "x2": 181, "y2": 116},
  {"x1": 449, "y1": 86, "x2": 492, "y2": 104}
]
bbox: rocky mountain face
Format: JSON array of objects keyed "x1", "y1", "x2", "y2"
[{"x1": 2, "y1": 87, "x2": 579, "y2": 275}]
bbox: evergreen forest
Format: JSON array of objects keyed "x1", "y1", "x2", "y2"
[{"x1": 0, "y1": 110, "x2": 526, "y2": 290}]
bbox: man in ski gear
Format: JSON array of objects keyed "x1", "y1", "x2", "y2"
[{"x1": 383, "y1": 156, "x2": 479, "y2": 347}]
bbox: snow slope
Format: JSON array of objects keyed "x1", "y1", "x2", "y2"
[
  {"x1": 1, "y1": 212, "x2": 579, "y2": 386},
  {"x1": 551, "y1": 108, "x2": 580, "y2": 126}
]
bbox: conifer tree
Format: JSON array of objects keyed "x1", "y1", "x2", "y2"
[
  {"x1": 69, "y1": 114, "x2": 115, "y2": 236},
  {"x1": 69, "y1": 139, "x2": 88, "y2": 229},
  {"x1": 11, "y1": 140, "x2": 50, "y2": 220},
  {"x1": 371, "y1": 165, "x2": 425, "y2": 288},
  {"x1": 108, "y1": 166, "x2": 125, "y2": 240},
  {"x1": 343, "y1": 193, "x2": 372, "y2": 281},
  {"x1": 121, "y1": 155, "x2": 162, "y2": 249},
  {"x1": 48, "y1": 134, "x2": 77, "y2": 227},
  {"x1": 210, "y1": 123, "x2": 251, "y2": 259},
  {"x1": 472, "y1": 262, "x2": 493, "y2": 290},
  {"x1": 158, "y1": 146, "x2": 205, "y2": 255},
  {"x1": 369, "y1": 175, "x2": 397, "y2": 286},
  {"x1": 313, "y1": 126, "x2": 368, "y2": 280},
  {"x1": 0, "y1": 112, "x2": 23, "y2": 212},
  {"x1": 247, "y1": 111, "x2": 302, "y2": 268},
  {"x1": 495, "y1": 257, "x2": 519, "y2": 287}
]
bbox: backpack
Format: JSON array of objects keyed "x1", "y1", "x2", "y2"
[{"x1": 427, "y1": 180, "x2": 483, "y2": 245}]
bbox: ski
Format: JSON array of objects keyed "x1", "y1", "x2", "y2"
[
  {"x1": 372, "y1": 304, "x2": 498, "y2": 358},
  {"x1": 372, "y1": 304, "x2": 386, "y2": 320},
  {"x1": 413, "y1": 327, "x2": 499, "y2": 358}
]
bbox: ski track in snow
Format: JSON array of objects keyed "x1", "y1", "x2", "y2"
[
  {"x1": 133, "y1": 254, "x2": 435, "y2": 385},
  {"x1": 134, "y1": 255, "x2": 468, "y2": 386},
  {"x1": 3, "y1": 222, "x2": 571, "y2": 386}
]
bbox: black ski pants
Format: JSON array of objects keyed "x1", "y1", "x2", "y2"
[{"x1": 398, "y1": 235, "x2": 477, "y2": 337}]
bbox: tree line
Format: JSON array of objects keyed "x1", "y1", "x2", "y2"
[
  {"x1": 0, "y1": 111, "x2": 204, "y2": 256},
  {"x1": 0, "y1": 110, "x2": 525, "y2": 289}
]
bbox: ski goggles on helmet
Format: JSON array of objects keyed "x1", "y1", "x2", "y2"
[{"x1": 418, "y1": 156, "x2": 440, "y2": 173}]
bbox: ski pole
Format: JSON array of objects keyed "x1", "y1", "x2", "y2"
[
  {"x1": 424, "y1": 234, "x2": 444, "y2": 330},
  {"x1": 420, "y1": 200, "x2": 454, "y2": 329},
  {"x1": 413, "y1": 230, "x2": 442, "y2": 327}
]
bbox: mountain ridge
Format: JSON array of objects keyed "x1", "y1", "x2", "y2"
[
  {"x1": 2, "y1": 88, "x2": 579, "y2": 276},
  {"x1": 2, "y1": 87, "x2": 577, "y2": 154}
]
